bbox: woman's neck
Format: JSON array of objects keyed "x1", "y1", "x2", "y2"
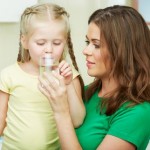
[{"x1": 98, "y1": 77, "x2": 118, "y2": 97}]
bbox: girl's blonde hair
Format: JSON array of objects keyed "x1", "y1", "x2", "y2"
[
  {"x1": 18, "y1": 3, "x2": 69, "y2": 62},
  {"x1": 17, "y1": 3, "x2": 85, "y2": 97}
]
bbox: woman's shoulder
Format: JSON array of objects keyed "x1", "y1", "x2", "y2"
[
  {"x1": 109, "y1": 102, "x2": 150, "y2": 149},
  {"x1": 116, "y1": 101, "x2": 150, "y2": 116},
  {"x1": 111, "y1": 101, "x2": 150, "y2": 125},
  {"x1": 126, "y1": 101, "x2": 150, "y2": 114},
  {"x1": 132, "y1": 102, "x2": 150, "y2": 118}
]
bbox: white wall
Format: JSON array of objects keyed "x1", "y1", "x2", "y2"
[
  {"x1": 0, "y1": 23, "x2": 19, "y2": 70},
  {"x1": 0, "y1": 0, "x2": 37, "y2": 22}
]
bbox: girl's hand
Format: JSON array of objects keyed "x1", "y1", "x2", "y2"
[
  {"x1": 38, "y1": 72, "x2": 70, "y2": 116},
  {"x1": 58, "y1": 60, "x2": 73, "y2": 85}
]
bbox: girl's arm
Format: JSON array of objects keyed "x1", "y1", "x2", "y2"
[
  {"x1": 0, "y1": 91, "x2": 9, "y2": 135},
  {"x1": 58, "y1": 61, "x2": 86, "y2": 128}
]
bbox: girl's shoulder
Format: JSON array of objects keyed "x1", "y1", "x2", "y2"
[{"x1": 0, "y1": 63, "x2": 18, "y2": 74}]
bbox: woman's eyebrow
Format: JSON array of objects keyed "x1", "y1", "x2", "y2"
[{"x1": 86, "y1": 35, "x2": 100, "y2": 42}]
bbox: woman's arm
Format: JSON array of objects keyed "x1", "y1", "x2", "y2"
[
  {"x1": 97, "y1": 135, "x2": 136, "y2": 150},
  {"x1": 0, "y1": 91, "x2": 9, "y2": 135},
  {"x1": 54, "y1": 108, "x2": 82, "y2": 150},
  {"x1": 38, "y1": 72, "x2": 82, "y2": 150}
]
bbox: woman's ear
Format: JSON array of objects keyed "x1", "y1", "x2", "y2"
[{"x1": 21, "y1": 35, "x2": 28, "y2": 49}]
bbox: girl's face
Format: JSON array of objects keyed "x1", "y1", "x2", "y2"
[
  {"x1": 21, "y1": 19, "x2": 67, "y2": 68},
  {"x1": 83, "y1": 22, "x2": 111, "y2": 79}
]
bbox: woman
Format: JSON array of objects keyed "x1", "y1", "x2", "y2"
[{"x1": 39, "y1": 5, "x2": 150, "y2": 150}]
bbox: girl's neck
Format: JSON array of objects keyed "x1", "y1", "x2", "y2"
[{"x1": 19, "y1": 61, "x2": 39, "y2": 76}]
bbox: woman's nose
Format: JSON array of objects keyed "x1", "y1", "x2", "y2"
[{"x1": 83, "y1": 44, "x2": 93, "y2": 55}]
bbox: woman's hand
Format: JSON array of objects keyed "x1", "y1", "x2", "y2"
[
  {"x1": 58, "y1": 60, "x2": 73, "y2": 85},
  {"x1": 38, "y1": 71, "x2": 70, "y2": 116},
  {"x1": 38, "y1": 71, "x2": 82, "y2": 150}
]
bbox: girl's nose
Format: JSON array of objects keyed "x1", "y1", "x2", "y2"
[
  {"x1": 44, "y1": 44, "x2": 53, "y2": 53},
  {"x1": 44, "y1": 48, "x2": 52, "y2": 53}
]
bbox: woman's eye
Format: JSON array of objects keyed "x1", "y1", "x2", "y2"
[
  {"x1": 94, "y1": 44, "x2": 100, "y2": 49},
  {"x1": 85, "y1": 40, "x2": 89, "y2": 45}
]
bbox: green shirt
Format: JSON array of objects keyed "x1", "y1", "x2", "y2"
[{"x1": 76, "y1": 90, "x2": 150, "y2": 150}]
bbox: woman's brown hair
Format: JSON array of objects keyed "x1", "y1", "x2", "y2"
[{"x1": 86, "y1": 5, "x2": 150, "y2": 115}]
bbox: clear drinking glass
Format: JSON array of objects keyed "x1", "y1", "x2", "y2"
[{"x1": 39, "y1": 54, "x2": 59, "y2": 76}]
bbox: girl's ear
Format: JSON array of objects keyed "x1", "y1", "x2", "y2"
[{"x1": 21, "y1": 35, "x2": 28, "y2": 49}]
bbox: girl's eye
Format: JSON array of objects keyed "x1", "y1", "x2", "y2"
[
  {"x1": 53, "y1": 43, "x2": 61, "y2": 46},
  {"x1": 37, "y1": 43, "x2": 45, "y2": 46}
]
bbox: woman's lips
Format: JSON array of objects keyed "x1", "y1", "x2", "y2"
[{"x1": 86, "y1": 60, "x2": 95, "y2": 68}]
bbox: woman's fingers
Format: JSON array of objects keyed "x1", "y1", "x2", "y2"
[
  {"x1": 38, "y1": 83, "x2": 50, "y2": 99},
  {"x1": 38, "y1": 72, "x2": 66, "y2": 100},
  {"x1": 42, "y1": 72, "x2": 60, "y2": 89},
  {"x1": 38, "y1": 72, "x2": 69, "y2": 115}
]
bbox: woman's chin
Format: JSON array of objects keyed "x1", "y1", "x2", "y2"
[{"x1": 87, "y1": 70, "x2": 95, "y2": 77}]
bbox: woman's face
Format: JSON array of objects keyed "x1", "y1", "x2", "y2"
[{"x1": 83, "y1": 22, "x2": 111, "y2": 79}]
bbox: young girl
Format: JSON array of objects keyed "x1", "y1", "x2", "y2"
[{"x1": 0, "y1": 3, "x2": 85, "y2": 150}]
